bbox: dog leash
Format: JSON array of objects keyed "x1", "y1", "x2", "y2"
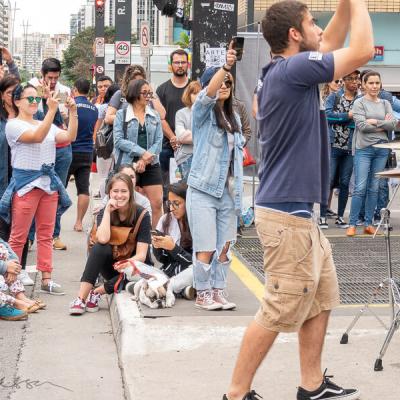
[{"x1": 113, "y1": 259, "x2": 136, "y2": 293}]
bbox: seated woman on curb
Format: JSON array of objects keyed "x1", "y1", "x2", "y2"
[
  {"x1": 151, "y1": 182, "x2": 194, "y2": 299},
  {"x1": 69, "y1": 173, "x2": 152, "y2": 315}
]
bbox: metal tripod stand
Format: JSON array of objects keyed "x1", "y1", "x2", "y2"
[{"x1": 340, "y1": 184, "x2": 400, "y2": 371}]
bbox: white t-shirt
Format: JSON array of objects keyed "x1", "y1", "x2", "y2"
[{"x1": 6, "y1": 119, "x2": 60, "y2": 196}]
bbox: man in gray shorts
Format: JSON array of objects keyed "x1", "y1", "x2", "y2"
[{"x1": 223, "y1": 1, "x2": 374, "y2": 400}]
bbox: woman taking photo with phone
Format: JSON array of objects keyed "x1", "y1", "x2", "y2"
[
  {"x1": 186, "y1": 44, "x2": 244, "y2": 310},
  {"x1": 69, "y1": 173, "x2": 151, "y2": 315},
  {"x1": 347, "y1": 71, "x2": 398, "y2": 236},
  {"x1": 0, "y1": 84, "x2": 77, "y2": 295},
  {"x1": 113, "y1": 79, "x2": 163, "y2": 227}
]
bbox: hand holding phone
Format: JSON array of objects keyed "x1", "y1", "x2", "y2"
[
  {"x1": 151, "y1": 229, "x2": 165, "y2": 237},
  {"x1": 231, "y1": 36, "x2": 245, "y2": 61}
]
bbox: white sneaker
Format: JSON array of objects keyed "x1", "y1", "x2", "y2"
[
  {"x1": 195, "y1": 290, "x2": 222, "y2": 311},
  {"x1": 212, "y1": 289, "x2": 236, "y2": 310},
  {"x1": 18, "y1": 270, "x2": 34, "y2": 286}
]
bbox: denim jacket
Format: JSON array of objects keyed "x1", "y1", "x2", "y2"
[
  {"x1": 325, "y1": 92, "x2": 355, "y2": 150},
  {"x1": 0, "y1": 238, "x2": 18, "y2": 276},
  {"x1": 113, "y1": 104, "x2": 163, "y2": 165},
  {"x1": 0, "y1": 164, "x2": 72, "y2": 224},
  {"x1": 188, "y1": 89, "x2": 245, "y2": 213},
  {"x1": 0, "y1": 119, "x2": 9, "y2": 198}
]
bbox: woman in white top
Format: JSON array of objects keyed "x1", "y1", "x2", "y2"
[{"x1": 4, "y1": 84, "x2": 78, "y2": 295}]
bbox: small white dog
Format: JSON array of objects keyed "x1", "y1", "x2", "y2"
[{"x1": 123, "y1": 261, "x2": 175, "y2": 309}]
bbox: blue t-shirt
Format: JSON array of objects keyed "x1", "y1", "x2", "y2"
[
  {"x1": 72, "y1": 96, "x2": 98, "y2": 153},
  {"x1": 256, "y1": 52, "x2": 334, "y2": 207}
]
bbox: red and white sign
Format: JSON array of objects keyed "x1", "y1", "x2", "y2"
[
  {"x1": 115, "y1": 41, "x2": 131, "y2": 64},
  {"x1": 374, "y1": 46, "x2": 384, "y2": 61},
  {"x1": 96, "y1": 65, "x2": 104, "y2": 74},
  {"x1": 140, "y1": 21, "x2": 151, "y2": 57}
]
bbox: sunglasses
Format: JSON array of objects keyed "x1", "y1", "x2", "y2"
[
  {"x1": 166, "y1": 200, "x2": 181, "y2": 210},
  {"x1": 21, "y1": 96, "x2": 41, "y2": 104},
  {"x1": 140, "y1": 91, "x2": 153, "y2": 98},
  {"x1": 334, "y1": 80, "x2": 343, "y2": 85},
  {"x1": 222, "y1": 80, "x2": 232, "y2": 89}
]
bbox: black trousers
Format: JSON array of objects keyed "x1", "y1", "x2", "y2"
[
  {"x1": 81, "y1": 243, "x2": 122, "y2": 294},
  {"x1": 0, "y1": 217, "x2": 29, "y2": 268}
]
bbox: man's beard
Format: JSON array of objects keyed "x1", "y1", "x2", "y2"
[
  {"x1": 173, "y1": 69, "x2": 187, "y2": 77},
  {"x1": 299, "y1": 38, "x2": 318, "y2": 53}
]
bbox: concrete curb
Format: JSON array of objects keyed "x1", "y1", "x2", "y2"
[{"x1": 108, "y1": 292, "x2": 143, "y2": 400}]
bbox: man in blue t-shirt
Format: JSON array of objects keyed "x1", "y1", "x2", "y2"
[
  {"x1": 67, "y1": 78, "x2": 98, "y2": 232},
  {"x1": 224, "y1": 2, "x2": 374, "y2": 400}
]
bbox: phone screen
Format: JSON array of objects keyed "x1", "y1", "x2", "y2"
[
  {"x1": 58, "y1": 91, "x2": 68, "y2": 104},
  {"x1": 0, "y1": 48, "x2": 3, "y2": 65},
  {"x1": 232, "y1": 36, "x2": 245, "y2": 61},
  {"x1": 151, "y1": 230, "x2": 165, "y2": 237}
]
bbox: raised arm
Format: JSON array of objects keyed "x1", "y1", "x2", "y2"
[
  {"x1": 320, "y1": 0, "x2": 350, "y2": 53},
  {"x1": 332, "y1": 0, "x2": 375, "y2": 79}
]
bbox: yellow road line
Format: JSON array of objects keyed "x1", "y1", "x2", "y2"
[
  {"x1": 232, "y1": 255, "x2": 390, "y2": 309},
  {"x1": 231, "y1": 255, "x2": 264, "y2": 301}
]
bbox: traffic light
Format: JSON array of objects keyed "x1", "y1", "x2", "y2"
[
  {"x1": 95, "y1": 0, "x2": 105, "y2": 17},
  {"x1": 154, "y1": 0, "x2": 177, "y2": 17}
]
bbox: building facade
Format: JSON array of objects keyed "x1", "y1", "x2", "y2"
[
  {"x1": 239, "y1": 0, "x2": 400, "y2": 91},
  {"x1": 0, "y1": 0, "x2": 10, "y2": 48}
]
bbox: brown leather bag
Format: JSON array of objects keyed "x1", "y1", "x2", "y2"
[{"x1": 88, "y1": 209, "x2": 147, "y2": 261}]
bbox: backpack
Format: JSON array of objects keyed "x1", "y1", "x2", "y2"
[{"x1": 95, "y1": 122, "x2": 114, "y2": 159}]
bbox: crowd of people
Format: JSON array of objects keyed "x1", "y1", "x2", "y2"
[{"x1": 0, "y1": 41, "x2": 252, "y2": 320}]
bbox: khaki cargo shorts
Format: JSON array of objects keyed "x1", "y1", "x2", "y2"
[{"x1": 254, "y1": 207, "x2": 340, "y2": 333}]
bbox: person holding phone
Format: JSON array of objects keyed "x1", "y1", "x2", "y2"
[
  {"x1": 152, "y1": 182, "x2": 194, "y2": 299},
  {"x1": 186, "y1": 43, "x2": 244, "y2": 311},
  {"x1": 0, "y1": 84, "x2": 78, "y2": 295}
]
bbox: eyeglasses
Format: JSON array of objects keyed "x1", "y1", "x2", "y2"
[
  {"x1": 221, "y1": 80, "x2": 232, "y2": 89},
  {"x1": 172, "y1": 61, "x2": 187, "y2": 66},
  {"x1": 21, "y1": 96, "x2": 41, "y2": 104},
  {"x1": 343, "y1": 77, "x2": 359, "y2": 82},
  {"x1": 166, "y1": 200, "x2": 181, "y2": 210},
  {"x1": 140, "y1": 91, "x2": 153, "y2": 98},
  {"x1": 334, "y1": 80, "x2": 343, "y2": 85}
]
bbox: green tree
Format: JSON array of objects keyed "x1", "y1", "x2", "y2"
[
  {"x1": 62, "y1": 27, "x2": 137, "y2": 84},
  {"x1": 174, "y1": 31, "x2": 190, "y2": 49}
]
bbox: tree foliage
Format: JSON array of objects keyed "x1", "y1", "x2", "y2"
[
  {"x1": 174, "y1": 31, "x2": 190, "y2": 49},
  {"x1": 62, "y1": 27, "x2": 138, "y2": 85}
]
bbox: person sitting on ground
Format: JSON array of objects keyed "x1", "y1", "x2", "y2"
[
  {"x1": 0, "y1": 238, "x2": 45, "y2": 321},
  {"x1": 93, "y1": 164, "x2": 152, "y2": 220},
  {"x1": 69, "y1": 172, "x2": 152, "y2": 315},
  {"x1": 152, "y1": 182, "x2": 194, "y2": 299}
]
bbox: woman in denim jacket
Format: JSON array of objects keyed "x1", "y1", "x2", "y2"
[
  {"x1": 186, "y1": 46, "x2": 244, "y2": 310},
  {"x1": 113, "y1": 79, "x2": 163, "y2": 227}
]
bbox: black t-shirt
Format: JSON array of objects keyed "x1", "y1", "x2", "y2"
[
  {"x1": 96, "y1": 205, "x2": 152, "y2": 264},
  {"x1": 156, "y1": 79, "x2": 189, "y2": 149}
]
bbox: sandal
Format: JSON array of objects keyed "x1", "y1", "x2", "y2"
[
  {"x1": 25, "y1": 303, "x2": 41, "y2": 314},
  {"x1": 34, "y1": 299, "x2": 47, "y2": 309}
]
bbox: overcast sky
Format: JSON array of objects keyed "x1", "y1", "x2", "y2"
[{"x1": 13, "y1": 0, "x2": 84, "y2": 37}]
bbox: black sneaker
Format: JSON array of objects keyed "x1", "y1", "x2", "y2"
[
  {"x1": 326, "y1": 208, "x2": 337, "y2": 218},
  {"x1": 297, "y1": 371, "x2": 360, "y2": 400},
  {"x1": 318, "y1": 217, "x2": 328, "y2": 229},
  {"x1": 222, "y1": 390, "x2": 263, "y2": 400},
  {"x1": 335, "y1": 217, "x2": 349, "y2": 229}
]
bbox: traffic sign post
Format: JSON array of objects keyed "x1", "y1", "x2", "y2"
[
  {"x1": 94, "y1": 0, "x2": 105, "y2": 87},
  {"x1": 114, "y1": 0, "x2": 132, "y2": 83},
  {"x1": 140, "y1": 21, "x2": 152, "y2": 81}
]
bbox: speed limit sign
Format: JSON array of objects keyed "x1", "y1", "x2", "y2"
[{"x1": 115, "y1": 41, "x2": 131, "y2": 64}]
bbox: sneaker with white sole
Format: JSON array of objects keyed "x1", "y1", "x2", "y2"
[
  {"x1": 18, "y1": 270, "x2": 34, "y2": 286},
  {"x1": 297, "y1": 370, "x2": 360, "y2": 400},
  {"x1": 41, "y1": 280, "x2": 65, "y2": 296},
  {"x1": 86, "y1": 290, "x2": 101, "y2": 312},
  {"x1": 195, "y1": 290, "x2": 222, "y2": 311},
  {"x1": 69, "y1": 298, "x2": 86, "y2": 315},
  {"x1": 182, "y1": 286, "x2": 196, "y2": 300},
  {"x1": 335, "y1": 217, "x2": 349, "y2": 229},
  {"x1": 318, "y1": 217, "x2": 328, "y2": 229},
  {"x1": 213, "y1": 289, "x2": 236, "y2": 310}
]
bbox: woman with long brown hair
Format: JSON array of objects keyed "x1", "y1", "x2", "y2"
[{"x1": 69, "y1": 173, "x2": 152, "y2": 315}]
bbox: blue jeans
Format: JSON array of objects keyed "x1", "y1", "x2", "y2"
[
  {"x1": 28, "y1": 145, "x2": 72, "y2": 241},
  {"x1": 178, "y1": 156, "x2": 193, "y2": 182},
  {"x1": 186, "y1": 186, "x2": 236, "y2": 290},
  {"x1": 321, "y1": 147, "x2": 353, "y2": 218},
  {"x1": 349, "y1": 146, "x2": 389, "y2": 227}
]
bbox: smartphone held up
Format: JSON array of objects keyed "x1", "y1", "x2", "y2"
[{"x1": 231, "y1": 36, "x2": 245, "y2": 61}]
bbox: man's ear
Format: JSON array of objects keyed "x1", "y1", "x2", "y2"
[{"x1": 288, "y1": 27, "x2": 302, "y2": 45}]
